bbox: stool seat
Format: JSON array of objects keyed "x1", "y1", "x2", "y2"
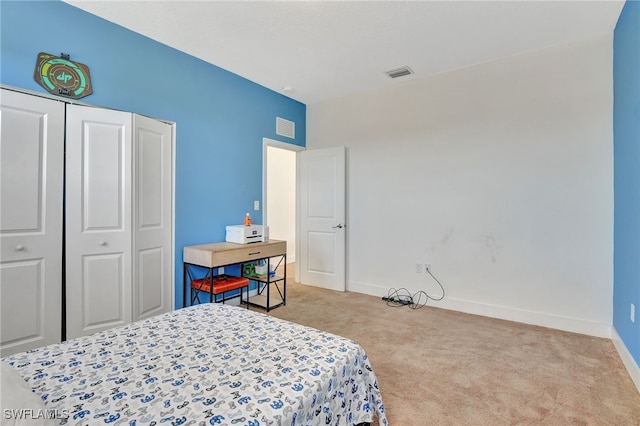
[{"x1": 191, "y1": 274, "x2": 249, "y2": 294}]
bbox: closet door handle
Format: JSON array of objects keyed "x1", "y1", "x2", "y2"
[
  {"x1": 15, "y1": 244, "x2": 25, "y2": 251},
  {"x1": 99, "y1": 240, "x2": 107, "y2": 246}
]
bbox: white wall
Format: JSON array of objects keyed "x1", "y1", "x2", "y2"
[
  {"x1": 266, "y1": 145, "x2": 297, "y2": 262},
  {"x1": 307, "y1": 35, "x2": 614, "y2": 337}
]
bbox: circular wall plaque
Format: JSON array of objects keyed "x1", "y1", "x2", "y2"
[{"x1": 34, "y1": 52, "x2": 93, "y2": 99}]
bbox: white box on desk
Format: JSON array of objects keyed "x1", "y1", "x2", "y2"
[{"x1": 225, "y1": 225, "x2": 269, "y2": 244}]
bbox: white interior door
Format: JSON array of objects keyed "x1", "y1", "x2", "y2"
[
  {"x1": 65, "y1": 105, "x2": 132, "y2": 339},
  {"x1": 133, "y1": 114, "x2": 173, "y2": 321},
  {"x1": 298, "y1": 146, "x2": 346, "y2": 291},
  {"x1": 0, "y1": 89, "x2": 64, "y2": 355}
]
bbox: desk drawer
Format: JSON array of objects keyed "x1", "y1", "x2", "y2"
[
  {"x1": 216, "y1": 243, "x2": 285, "y2": 266},
  {"x1": 184, "y1": 240, "x2": 286, "y2": 268}
]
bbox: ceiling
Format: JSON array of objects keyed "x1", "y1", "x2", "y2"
[{"x1": 63, "y1": 0, "x2": 624, "y2": 105}]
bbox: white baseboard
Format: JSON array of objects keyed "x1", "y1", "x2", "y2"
[
  {"x1": 612, "y1": 329, "x2": 640, "y2": 393},
  {"x1": 348, "y1": 280, "x2": 611, "y2": 337}
]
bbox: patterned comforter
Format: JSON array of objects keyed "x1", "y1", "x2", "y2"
[{"x1": 3, "y1": 304, "x2": 387, "y2": 426}]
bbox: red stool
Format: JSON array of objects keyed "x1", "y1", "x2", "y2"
[{"x1": 190, "y1": 274, "x2": 249, "y2": 307}]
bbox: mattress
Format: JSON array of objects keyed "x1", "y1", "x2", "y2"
[{"x1": 2, "y1": 303, "x2": 387, "y2": 426}]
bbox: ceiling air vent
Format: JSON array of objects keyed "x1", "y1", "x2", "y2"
[
  {"x1": 276, "y1": 117, "x2": 295, "y2": 139},
  {"x1": 385, "y1": 66, "x2": 413, "y2": 79}
]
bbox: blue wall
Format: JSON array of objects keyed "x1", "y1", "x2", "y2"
[
  {"x1": 613, "y1": 0, "x2": 640, "y2": 366},
  {"x1": 0, "y1": 0, "x2": 306, "y2": 309}
]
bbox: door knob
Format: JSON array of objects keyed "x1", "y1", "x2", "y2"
[
  {"x1": 99, "y1": 240, "x2": 107, "y2": 246},
  {"x1": 15, "y1": 244, "x2": 25, "y2": 251},
  {"x1": 332, "y1": 224, "x2": 344, "y2": 229}
]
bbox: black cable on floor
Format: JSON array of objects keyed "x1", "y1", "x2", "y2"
[{"x1": 381, "y1": 269, "x2": 445, "y2": 309}]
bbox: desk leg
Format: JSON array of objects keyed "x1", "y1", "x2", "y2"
[
  {"x1": 266, "y1": 259, "x2": 271, "y2": 312},
  {"x1": 183, "y1": 263, "x2": 187, "y2": 308},
  {"x1": 209, "y1": 268, "x2": 213, "y2": 304}
]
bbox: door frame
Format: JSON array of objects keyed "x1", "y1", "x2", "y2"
[{"x1": 262, "y1": 138, "x2": 304, "y2": 282}]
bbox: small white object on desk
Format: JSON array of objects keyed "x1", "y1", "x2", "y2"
[{"x1": 225, "y1": 224, "x2": 269, "y2": 244}]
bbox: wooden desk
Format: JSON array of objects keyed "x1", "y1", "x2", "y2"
[{"x1": 183, "y1": 240, "x2": 287, "y2": 311}]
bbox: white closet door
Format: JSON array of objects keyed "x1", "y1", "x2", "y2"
[
  {"x1": 0, "y1": 89, "x2": 64, "y2": 355},
  {"x1": 133, "y1": 114, "x2": 173, "y2": 321},
  {"x1": 65, "y1": 105, "x2": 132, "y2": 339}
]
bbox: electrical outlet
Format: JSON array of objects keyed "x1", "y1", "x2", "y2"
[
  {"x1": 631, "y1": 303, "x2": 636, "y2": 323},
  {"x1": 415, "y1": 263, "x2": 423, "y2": 273},
  {"x1": 425, "y1": 263, "x2": 431, "y2": 273}
]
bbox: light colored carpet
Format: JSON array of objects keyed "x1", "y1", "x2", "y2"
[{"x1": 263, "y1": 266, "x2": 640, "y2": 425}]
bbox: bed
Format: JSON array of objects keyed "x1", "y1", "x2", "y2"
[{"x1": 1, "y1": 303, "x2": 387, "y2": 426}]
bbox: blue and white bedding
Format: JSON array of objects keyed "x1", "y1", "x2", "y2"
[{"x1": 3, "y1": 304, "x2": 387, "y2": 426}]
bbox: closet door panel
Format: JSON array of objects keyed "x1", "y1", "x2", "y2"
[
  {"x1": 133, "y1": 115, "x2": 172, "y2": 321},
  {"x1": 1, "y1": 260, "x2": 44, "y2": 348},
  {"x1": 137, "y1": 247, "x2": 163, "y2": 318},
  {"x1": 0, "y1": 89, "x2": 64, "y2": 355},
  {"x1": 66, "y1": 105, "x2": 132, "y2": 339},
  {"x1": 82, "y1": 253, "x2": 126, "y2": 326},
  {"x1": 82, "y1": 124, "x2": 125, "y2": 230},
  {"x1": 1, "y1": 110, "x2": 44, "y2": 231}
]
